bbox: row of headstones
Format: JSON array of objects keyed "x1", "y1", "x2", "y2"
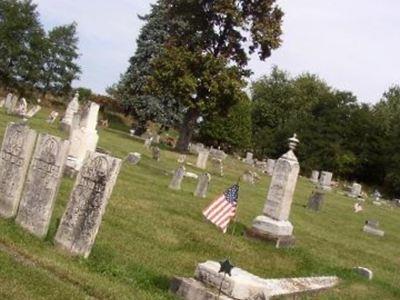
[
  {"x1": 0, "y1": 123, "x2": 121, "y2": 258},
  {"x1": 244, "y1": 151, "x2": 276, "y2": 176},
  {"x1": 0, "y1": 93, "x2": 41, "y2": 119},
  {"x1": 169, "y1": 165, "x2": 211, "y2": 198}
]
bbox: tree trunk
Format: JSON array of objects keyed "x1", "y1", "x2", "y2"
[{"x1": 175, "y1": 108, "x2": 199, "y2": 152}]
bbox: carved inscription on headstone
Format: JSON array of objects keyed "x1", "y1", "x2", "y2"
[
  {"x1": 16, "y1": 134, "x2": 69, "y2": 237},
  {"x1": 0, "y1": 123, "x2": 37, "y2": 218},
  {"x1": 54, "y1": 152, "x2": 121, "y2": 257}
]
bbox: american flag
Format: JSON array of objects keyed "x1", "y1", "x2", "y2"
[{"x1": 202, "y1": 184, "x2": 239, "y2": 233}]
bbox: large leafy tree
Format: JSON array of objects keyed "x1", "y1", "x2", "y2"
[
  {"x1": 147, "y1": 0, "x2": 283, "y2": 151},
  {"x1": 38, "y1": 23, "x2": 80, "y2": 97},
  {"x1": 112, "y1": 0, "x2": 182, "y2": 135},
  {"x1": 0, "y1": 0, "x2": 45, "y2": 93}
]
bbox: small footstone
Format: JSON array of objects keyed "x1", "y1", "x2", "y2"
[{"x1": 353, "y1": 267, "x2": 373, "y2": 280}]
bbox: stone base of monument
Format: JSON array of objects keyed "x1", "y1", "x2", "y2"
[
  {"x1": 246, "y1": 215, "x2": 295, "y2": 248},
  {"x1": 171, "y1": 260, "x2": 339, "y2": 300}
]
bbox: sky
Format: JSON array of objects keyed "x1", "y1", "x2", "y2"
[{"x1": 34, "y1": 0, "x2": 400, "y2": 103}]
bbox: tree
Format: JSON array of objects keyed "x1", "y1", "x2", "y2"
[
  {"x1": 0, "y1": 0, "x2": 45, "y2": 94},
  {"x1": 198, "y1": 94, "x2": 252, "y2": 152},
  {"x1": 147, "y1": 0, "x2": 283, "y2": 151},
  {"x1": 39, "y1": 23, "x2": 80, "y2": 97},
  {"x1": 113, "y1": 0, "x2": 182, "y2": 135}
]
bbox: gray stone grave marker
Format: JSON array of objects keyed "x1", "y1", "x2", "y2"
[
  {"x1": 169, "y1": 165, "x2": 185, "y2": 190},
  {"x1": 0, "y1": 123, "x2": 37, "y2": 218},
  {"x1": 307, "y1": 188, "x2": 325, "y2": 211},
  {"x1": 194, "y1": 173, "x2": 211, "y2": 198},
  {"x1": 16, "y1": 134, "x2": 69, "y2": 237},
  {"x1": 54, "y1": 152, "x2": 122, "y2": 258}
]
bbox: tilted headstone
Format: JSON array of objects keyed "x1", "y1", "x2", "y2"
[
  {"x1": 152, "y1": 146, "x2": 160, "y2": 161},
  {"x1": 7, "y1": 95, "x2": 18, "y2": 114},
  {"x1": 60, "y1": 92, "x2": 80, "y2": 132},
  {"x1": 244, "y1": 152, "x2": 254, "y2": 165},
  {"x1": 169, "y1": 165, "x2": 185, "y2": 190},
  {"x1": 266, "y1": 159, "x2": 276, "y2": 176},
  {"x1": 67, "y1": 101, "x2": 99, "y2": 171},
  {"x1": 319, "y1": 171, "x2": 333, "y2": 191},
  {"x1": 54, "y1": 152, "x2": 122, "y2": 258},
  {"x1": 16, "y1": 134, "x2": 69, "y2": 237},
  {"x1": 47, "y1": 111, "x2": 59, "y2": 124},
  {"x1": 0, "y1": 123, "x2": 37, "y2": 218},
  {"x1": 310, "y1": 170, "x2": 319, "y2": 184},
  {"x1": 348, "y1": 182, "x2": 362, "y2": 198},
  {"x1": 126, "y1": 152, "x2": 141, "y2": 165},
  {"x1": 250, "y1": 134, "x2": 300, "y2": 247},
  {"x1": 25, "y1": 105, "x2": 41, "y2": 118},
  {"x1": 4, "y1": 93, "x2": 13, "y2": 110},
  {"x1": 15, "y1": 97, "x2": 27, "y2": 117},
  {"x1": 211, "y1": 157, "x2": 223, "y2": 177},
  {"x1": 194, "y1": 173, "x2": 211, "y2": 198},
  {"x1": 144, "y1": 137, "x2": 153, "y2": 149},
  {"x1": 196, "y1": 149, "x2": 209, "y2": 170},
  {"x1": 307, "y1": 188, "x2": 325, "y2": 211}
]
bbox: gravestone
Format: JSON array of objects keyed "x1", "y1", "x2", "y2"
[
  {"x1": 4, "y1": 93, "x2": 13, "y2": 111},
  {"x1": 15, "y1": 97, "x2": 27, "y2": 117},
  {"x1": 0, "y1": 123, "x2": 37, "y2": 218},
  {"x1": 354, "y1": 202, "x2": 363, "y2": 213},
  {"x1": 7, "y1": 95, "x2": 18, "y2": 114},
  {"x1": 348, "y1": 182, "x2": 362, "y2": 198},
  {"x1": 211, "y1": 157, "x2": 223, "y2": 177},
  {"x1": 171, "y1": 260, "x2": 339, "y2": 300},
  {"x1": 194, "y1": 173, "x2": 211, "y2": 198},
  {"x1": 249, "y1": 134, "x2": 300, "y2": 247},
  {"x1": 126, "y1": 152, "x2": 141, "y2": 165},
  {"x1": 67, "y1": 101, "x2": 99, "y2": 171},
  {"x1": 255, "y1": 160, "x2": 268, "y2": 173},
  {"x1": 47, "y1": 111, "x2": 59, "y2": 124},
  {"x1": 363, "y1": 220, "x2": 384, "y2": 237},
  {"x1": 209, "y1": 148, "x2": 227, "y2": 161},
  {"x1": 242, "y1": 170, "x2": 255, "y2": 184},
  {"x1": 144, "y1": 137, "x2": 153, "y2": 149},
  {"x1": 54, "y1": 152, "x2": 122, "y2": 258},
  {"x1": 244, "y1": 152, "x2": 254, "y2": 165},
  {"x1": 319, "y1": 171, "x2": 332, "y2": 191},
  {"x1": 16, "y1": 134, "x2": 69, "y2": 237},
  {"x1": 60, "y1": 92, "x2": 80, "y2": 132},
  {"x1": 310, "y1": 170, "x2": 319, "y2": 184},
  {"x1": 353, "y1": 267, "x2": 373, "y2": 280},
  {"x1": 0, "y1": 98, "x2": 5, "y2": 108},
  {"x1": 307, "y1": 188, "x2": 325, "y2": 211},
  {"x1": 152, "y1": 146, "x2": 160, "y2": 161},
  {"x1": 25, "y1": 105, "x2": 41, "y2": 118},
  {"x1": 177, "y1": 154, "x2": 187, "y2": 164},
  {"x1": 169, "y1": 165, "x2": 185, "y2": 190},
  {"x1": 196, "y1": 149, "x2": 209, "y2": 170},
  {"x1": 266, "y1": 159, "x2": 276, "y2": 176}
]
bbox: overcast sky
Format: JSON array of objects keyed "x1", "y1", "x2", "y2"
[{"x1": 35, "y1": 0, "x2": 400, "y2": 103}]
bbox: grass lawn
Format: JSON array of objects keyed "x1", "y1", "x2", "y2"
[{"x1": 0, "y1": 107, "x2": 399, "y2": 299}]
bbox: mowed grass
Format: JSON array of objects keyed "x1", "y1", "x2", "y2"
[{"x1": 0, "y1": 107, "x2": 399, "y2": 299}]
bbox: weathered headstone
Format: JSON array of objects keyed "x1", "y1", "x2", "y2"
[
  {"x1": 126, "y1": 152, "x2": 141, "y2": 165},
  {"x1": 0, "y1": 98, "x2": 5, "y2": 108},
  {"x1": 67, "y1": 101, "x2": 99, "y2": 171},
  {"x1": 353, "y1": 267, "x2": 373, "y2": 280},
  {"x1": 169, "y1": 165, "x2": 185, "y2": 190},
  {"x1": 194, "y1": 173, "x2": 211, "y2": 198},
  {"x1": 348, "y1": 182, "x2": 362, "y2": 198},
  {"x1": 177, "y1": 154, "x2": 187, "y2": 164},
  {"x1": 15, "y1": 97, "x2": 27, "y2": 117},
  {"x1": 255, "y1": 160, "x2": 268, "y2": 173},
  {"x1": 3, "y1": 93, "x2": 13, "y2": 111},
  {"x1": 249, "y1": 134, "x2": 300, "y2": 247},
  {"x1": 209, "y1": 148, "x2": 227, "y2": 161},
  {"x1": 7, "y1": 95, "x2": 18, "y2": 114},
  {"x1": 25, "y1": 105, "x2": 41, "y2": 118},
  {"x1": 60, "y1": 92, "x2": 80, "y2": 132},
  {"x1": 266, "y1": 159, "x2": 276, "y2": 176},
  {"x1": 144, "y1": 137, "x2": 153, "y2": 149},
  {"x1": 54, "y1": 152, "x2": 122, "y2": 258},
  {"x1": 307, "y1": 188, "x2": 325, "y2": 211},
  {"x1": 47, "y1": 111, "x2": 59, "y2": 124},
  {"x1": 354, "y1": 202, "x2": 363, "y2": 213},
  {"x1": 171, "y1": 260, "x2": 339, "y2": 300},
  {"x1": 211, "y1": 157, "x2": 223, "y2": 177},
  {"x1": 0, "y1": 123, "x2": 37, "y2": 218},
  {"x1": 363, "y1": 220, "x2": 384, "y2": 237},
  {"x1": 319, "y1": 171, "x2": 333, "y2": 191},
  {"x1": 152, "y1": 146, "x2": 160, "y2": 161},
  {"x1": 242, "y1": 170, "x2": 255, "y2": 184},
  {"x1": 16, "y1": 134, "x2": 69, "y2": 237},
  {"x1": 244, "y1": 152, "x2": 254, "y2": 165},
  {"x1": 310, "y1": 170, "x2": 319, "y2": 184},
  {"x1": 196, "y1": 149, "x2": 209, "y2": 170}
]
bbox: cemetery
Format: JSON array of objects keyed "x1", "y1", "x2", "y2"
[
  {"x1": 1, "y1": 1, "x2": 400, "y2": 299},
  {"x1": 0, "y1": 104, "x2": 399, "y2": 299}
]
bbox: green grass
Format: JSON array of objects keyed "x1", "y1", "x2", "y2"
[{"x1": 0, "y1": 107, "x2": 399, "y2": 299}]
